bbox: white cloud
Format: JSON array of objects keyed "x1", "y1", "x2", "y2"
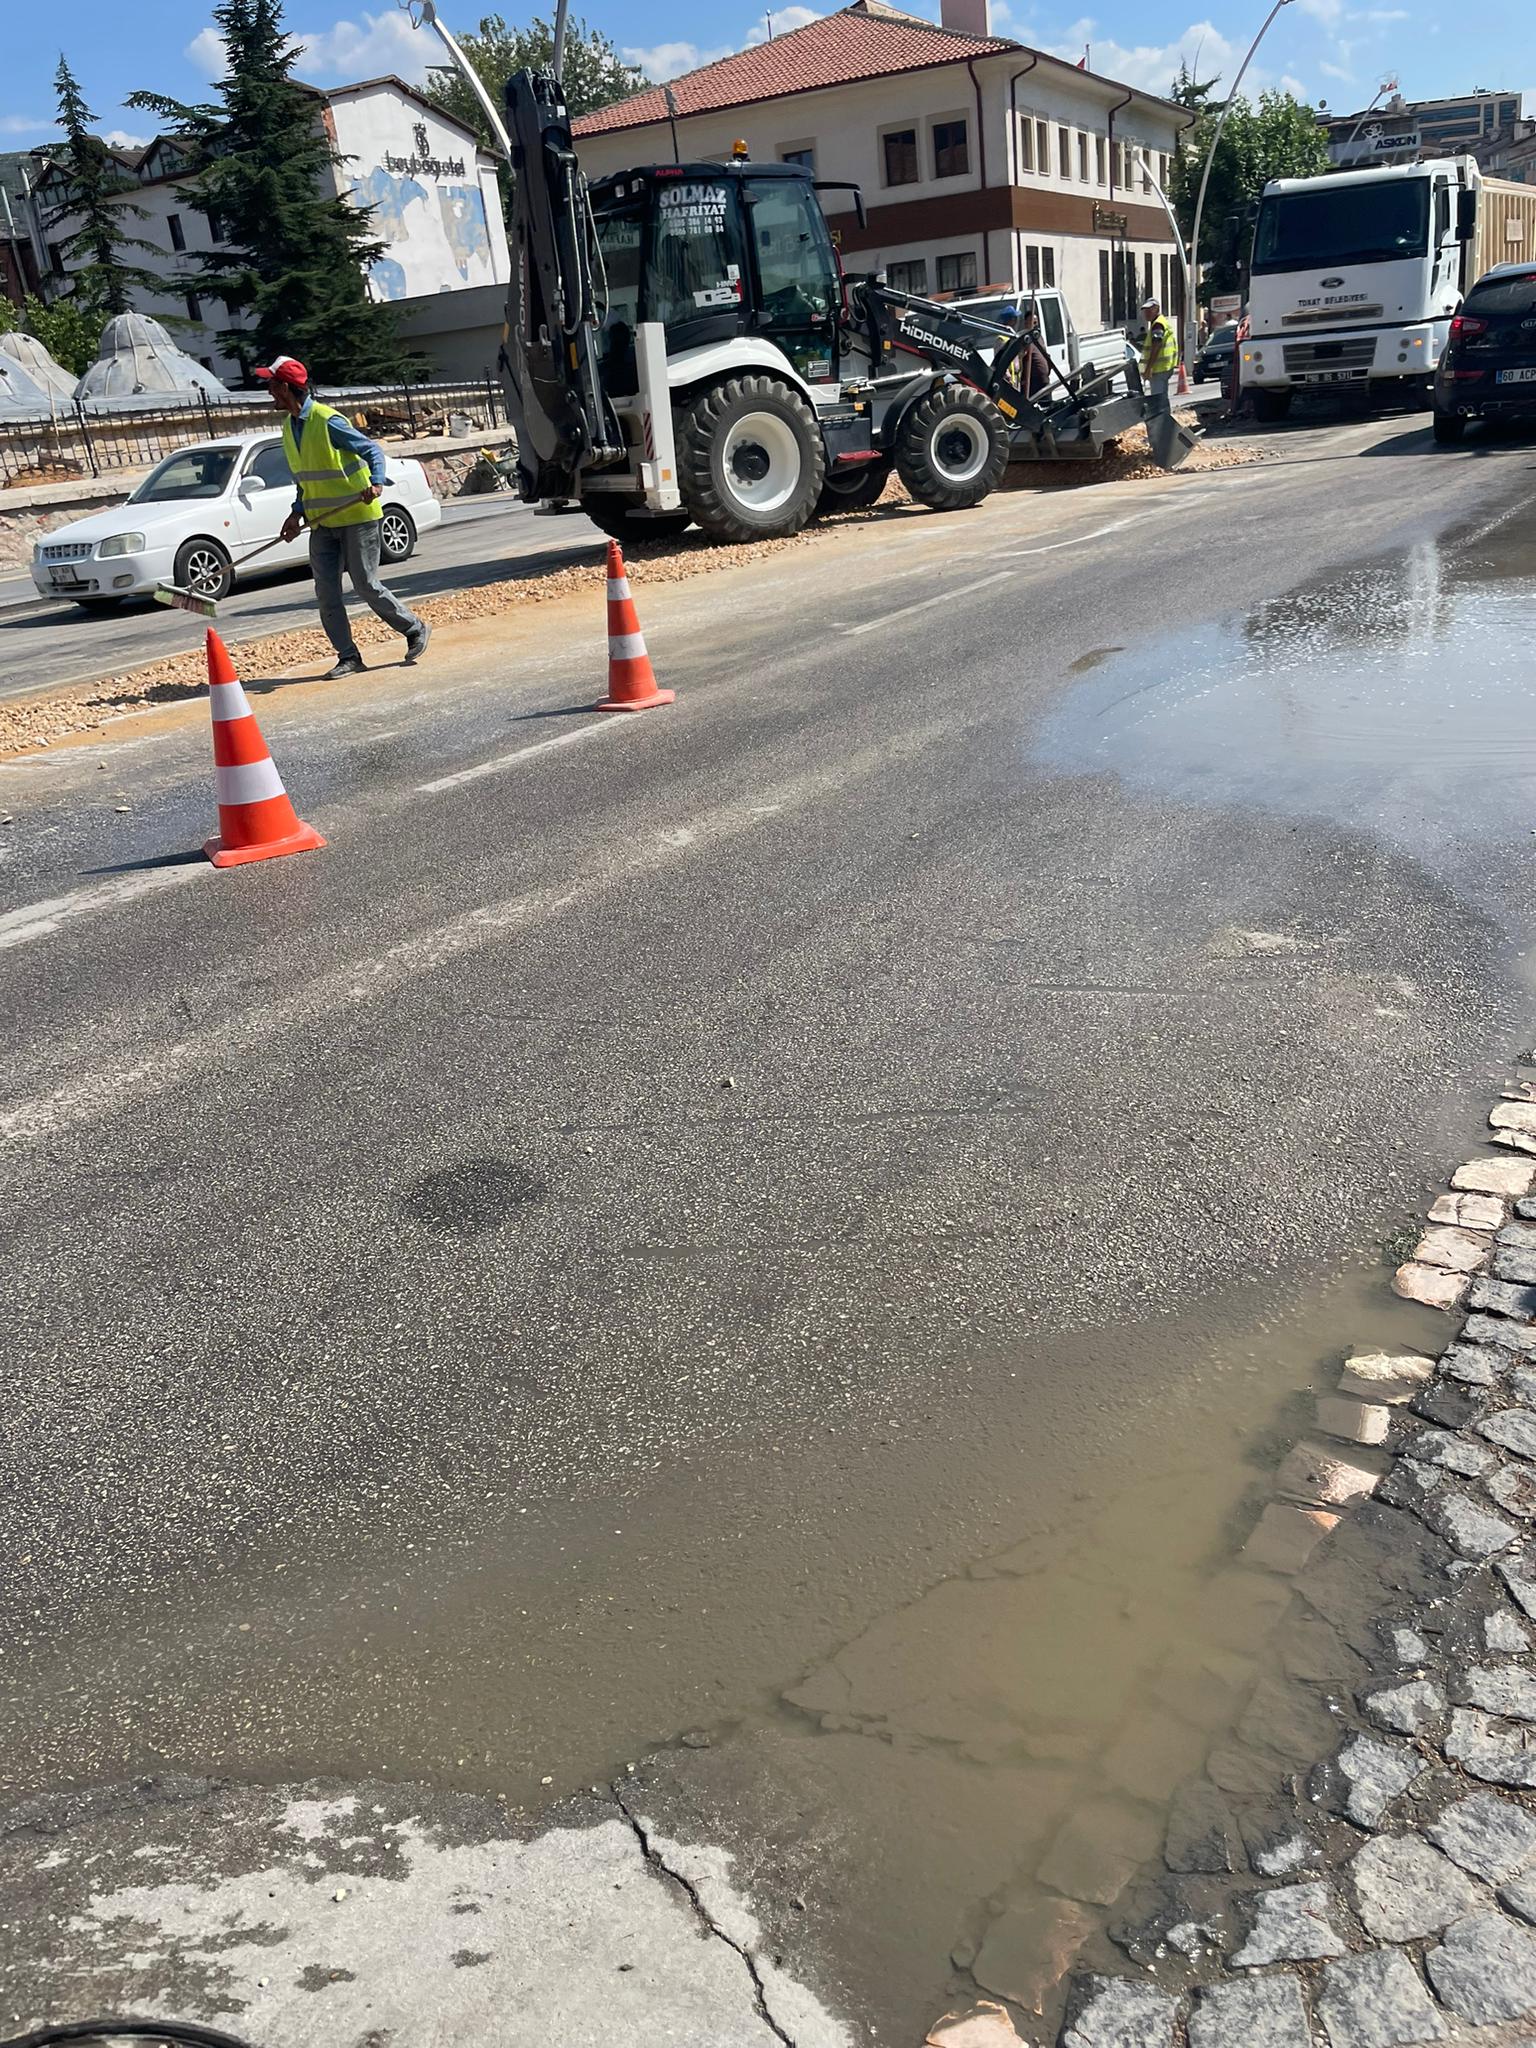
[
  {"x1": 621, "y1": 39, "x2": 734, "y2": 80},
  {"x1": 184, "y1": 25, "x2": 227, "y2": 77},
  {"x1": 1042, "y1": 17, "x2": 1247, "y2": 95},
  {"x1": 293, "y1": 8, "x2": 436, "y2": 84},
  {"x1": 624, "y1": 5, "x2": 822, "y2": 82},
  {"x1": 103, "y1": 127, "x2": 151, "y2": 151},
  {"x1": 1317, "y1": 58, "x2": 1354, "y2": 80},
  {"x1": 0, "y1": 113, "x2": 56, "y2": 136}
]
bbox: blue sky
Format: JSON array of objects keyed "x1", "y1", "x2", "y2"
[{"x1": 3, "y1": 0, "x2": 1531, "y2": 152}]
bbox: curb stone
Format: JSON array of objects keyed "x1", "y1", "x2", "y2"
[{"x1": 929, "y1": 1102, "x2": 1536, "y2": 2045}]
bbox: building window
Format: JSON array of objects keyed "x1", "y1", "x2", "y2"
[
  {"x1": 1024, "y1": 244, "x2": 1040, "y2": 289},
  {"x1": 886, "y1": 258, "x2": 928, "y2": 293},
  {"x1": 185, "y1": 290, "x2": 202, "y2": 321},
  {"x1": 1058, "y1": 126, "x2": 1071, "y2": 178},
  {"x1": 48, "y1": 242, "x2": 65, "y2": 279},
  {"x1": 1077, "y1": 131, "x2": 1088, "y2": 182},
  {"x1": 1142, "y1": 251, "x2": 1154, "y2": 300},
  {"x1": 1095, "y1": 135, "x2": 1107, "y2": 185},
  {"x1": 936, "y1": 250, "x2": 977, "y2": 294},
  {"x1": 1036, "y1": 119, "x2": 1049, "y2": 176},
  {"x1": 933, "y1": 118, "x2": 969, "y2": 178},
  {"x1": 1017, "y1": 118, "x2": 1034, "y2": 173},
  {"x1": 1099, "y1": 248, "x2": 1112, "y2": 325},
  {"x1": 1160, "y1": 253, "x2": 1172, "y2": 307},
  {"x1": 883, "y1": 127, "x2": 919, "y2": 186},
  {"x1": 780, "y1": 145, "x2": 815, "y2": 169},
  {"x1": 1042, "y1": 246, "x2": 1056, "y2": 286},
  {"x1": 168, "y1": 212, "x2": 186, "y2": 253},
  {"x1": 203, "y1": 206, "x2": 224, "y2": 242}
]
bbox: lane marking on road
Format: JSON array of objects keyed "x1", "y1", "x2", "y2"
[
  {"x1": 0, "y1": 863, "x2": 206, "y2": 954},
  {"x1": 842, "y1": 570, "x2": 1012, "y2": 637},
  {"x1": 415, "y1": 716, "x2": 633, "y2": 795},
  {"x1": 990, "y1": 516, "x2": 1142, "y2": 559}
]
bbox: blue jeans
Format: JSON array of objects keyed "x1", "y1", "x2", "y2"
[{"x1": 309, "y1": 520, "x2": 420, "y2": 661}]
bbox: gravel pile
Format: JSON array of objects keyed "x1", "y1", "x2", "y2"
[{"x1": 0, "y1": 432, "x2": 1264, "y2": 760}]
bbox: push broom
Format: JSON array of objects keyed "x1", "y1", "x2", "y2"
[{"x1": 152, "y1": 490, "x2": 377, "y2": 619}]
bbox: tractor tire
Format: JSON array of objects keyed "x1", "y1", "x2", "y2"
[
  {"x1": 1252, "y1": 387, "x2": 1292, "y2": 423},
  {"x1": 579, "y1": 499, "x2": 693, "y2": 543},
  {"x1": 894, "y1": 385, "x2": 1008, "y2": 512},
  {"x1": 1432, "y1": 408, "x2": 1467, "y2": 446},
  {"x1": 815, "y1": 457, "x2": 893, "y2": 516},
  {"x1": 674, "y1": 375, "x2": 824, "y2": 542}
]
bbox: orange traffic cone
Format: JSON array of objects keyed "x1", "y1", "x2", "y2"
[
  {"x1": 1176, "y1": 360, "x2": 1190, "y2": 396},
  {"x1": 202, "y1": 630, "x2": 326, "y2": 868},
  {"x1": 596, "y1": 540, "x2": 674, "y2": 713}
]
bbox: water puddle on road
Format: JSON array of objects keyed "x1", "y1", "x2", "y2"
[{"x1": 1033, "y1": 503, "x2": 1536, "y2": 923}]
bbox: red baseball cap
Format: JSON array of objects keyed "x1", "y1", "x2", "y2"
[{"x1": 254, "y1": 355, "x2": 308, "y2": 386}]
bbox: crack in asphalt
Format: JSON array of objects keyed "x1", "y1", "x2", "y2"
[{"x1": 612, "y1": 1784, "x2": 797, "y2": 2047}]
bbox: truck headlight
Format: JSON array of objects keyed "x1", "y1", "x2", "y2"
[{"x1": 98, "y1": 532, "x2": 146, "y2": 557}]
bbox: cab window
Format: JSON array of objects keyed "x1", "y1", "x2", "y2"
[
  {"x1": 647, "y1": 180, "x2": 744, "y2": 330},
  {"x1": 745, "y1": 177, "x2": 835, "y2": 326},
  {"x1": 1040, "y1": 297, "x2": 1066, "y2": 348}
]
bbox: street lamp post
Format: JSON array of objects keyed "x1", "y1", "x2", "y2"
[
  {"x1": 1134, "y1": 150, "x2": 1193, "y2": 340},
  {"x1": 1185, "y1": 0, "x2": 1295, "y2": 370}
]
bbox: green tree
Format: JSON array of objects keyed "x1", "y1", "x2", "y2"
[
  {"x1": 425, "y1": 13, "x2": 650, "y2": 141},
  {"x1": 128, "y1": 0, "x2": 404, "y2": 382},
  {"x1": 46, "y1": 56, "x2": 162, "y2": 319},
  {"x1": 21, "y1": 292, "x2": 99, "y2": 376},
  {"x1": 1170, "y1": 88, "x2": 1330, "y2": 300}
]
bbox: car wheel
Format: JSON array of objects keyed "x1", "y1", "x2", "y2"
[
  {"x1": 172, "y1": 537, "x2": 233, "y2": 605},
  {"x1": 1432, "y1": 409, "x2": 1467, "y2": 445},
  {"x1": 379, "y1": 506, "x2": 417, "y2": 563}
]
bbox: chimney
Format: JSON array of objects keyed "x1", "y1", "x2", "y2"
[{"x1": 940, "y1": 0, "x2": 991, "y2": 35}]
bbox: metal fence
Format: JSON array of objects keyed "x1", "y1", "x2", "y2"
[{"x1": 0, "y1": 375, "x2": 507, "y2": 486}]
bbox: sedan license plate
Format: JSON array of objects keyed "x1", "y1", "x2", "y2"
[
  {"x1": 50, "y1": 565, "x2": 82, "y2": 586},
  {"x1": 1496, "y1": 366, "x2": 1536, "y2": 384}
]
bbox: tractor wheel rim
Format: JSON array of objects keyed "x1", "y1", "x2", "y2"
[
  {"x1": 930, "y1": 413, "x2": 990, "y2": 484},
  {"x1": 721, "y1": 412, "x2": 801, "y2": 514},
  {"x1": 185, "y1": 548, "x2": 226, "y2": 594},
  {"x1": 382, "y1": 513, "x2": 410, "y2": 554}
]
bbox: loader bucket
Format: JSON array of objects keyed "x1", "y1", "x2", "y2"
[{"x1": 1146, "y1": 410, "x2": 1201, "y2": 471}]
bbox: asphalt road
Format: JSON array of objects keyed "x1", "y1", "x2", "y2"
[
  {"x1": 6, "y1": 412, "x2": 1536, "y2": 2039},
  {"x1": 0, "y1": 490, "x2": 604, "y2": 698}
]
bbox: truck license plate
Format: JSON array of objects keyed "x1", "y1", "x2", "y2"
[
  {"x1": 1496, "y1": 366, "x2": 1536, "y2": 384},
  {"x1": 1310, "y1": 369, "x2": 1364, "y2": 384}
]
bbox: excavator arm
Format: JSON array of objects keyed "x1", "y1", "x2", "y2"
[{"x1": 501, "y1": 67, "x2": 621, "y2": 501}]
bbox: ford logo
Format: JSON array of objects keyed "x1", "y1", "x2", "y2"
[{"x1": 1320, "y1": 275, "x2": 1345, "y2": 287}]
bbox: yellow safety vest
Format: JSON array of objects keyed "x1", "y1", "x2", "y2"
[
  {"x1": 283, "y1": 400, "x2": 382, "y2": 529},
  {"x1": 1141, "y1": 317, "x2": 1178, "y2": 378}
]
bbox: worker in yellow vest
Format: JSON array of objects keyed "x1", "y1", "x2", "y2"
[
  {"x1": 1139, "y1": 296, "x2": 1179, "y2": 421},
  {"x1": 258, "y1": 354, "x2": 430, "y2": 680}
]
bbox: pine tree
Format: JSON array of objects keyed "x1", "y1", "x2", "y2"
[
  {"x1": 128, "y1": 0, "x2": 404, "y2": 382},
  {"x1": 47, "y1": 56, "x2": 161, "y2": 321}
]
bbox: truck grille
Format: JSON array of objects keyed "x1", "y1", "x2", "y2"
[
  {"x1": 1281, "y1": 338, "x2": 1376, "y2": 377},
  {"x1": 40, "y1": 540, "x2": 93, "y2": 561}
]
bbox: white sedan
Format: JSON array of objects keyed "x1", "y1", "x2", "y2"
[{"x1": 30, "y1": 430, "x2": 443, "y2": 607}]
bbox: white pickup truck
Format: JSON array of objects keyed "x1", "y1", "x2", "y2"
[{"x1": 950, "y1": 286, "x2": 1137, "y2": 393}]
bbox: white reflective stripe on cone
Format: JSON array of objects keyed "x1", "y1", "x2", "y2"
[
  {"x1": 215, "y1": 757, "x2": 286, "y2": 806},
  {"x1": 209, "y1": 680, "x2": 254, "y2": 723},
  {"x1": 606, "y1": 577, "x2": 632, "y2": 601},
  {"x1": 608, "y1": 633, "x2": 648, "y2": 662}
]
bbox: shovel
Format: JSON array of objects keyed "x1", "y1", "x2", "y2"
[{"x1": 153, "y1": 490, "x2": 378, "y2": 618}]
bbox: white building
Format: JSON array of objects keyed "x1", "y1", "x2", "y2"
[
  {"x1": 28, "y1": 76, "x2": 508, "y2": 382},
  {"x1": 573, "y1": 0, "x2": 1191, "y2": 330}
]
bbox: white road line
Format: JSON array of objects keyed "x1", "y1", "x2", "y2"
[
  {"x1": 0, "y1": 862, "x2": 206, "y2": 953},
  {"x1": 842, "y1": 570, "x2": 1013, "y2": 637},
  {"x1": 991, "y1": 516, "x2": 1142, "y2": 559},
  {"x1": 414, "y1": 716, "x2": 631, "y2": 795}
]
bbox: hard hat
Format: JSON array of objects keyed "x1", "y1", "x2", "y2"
[
  {"x1": 254, "y1": 355, "x2": 309, "y2": 386},
  {"x1": 1140, "y1": 296, "x2": 1159, "y2": 310}
]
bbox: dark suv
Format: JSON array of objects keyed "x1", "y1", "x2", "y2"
[{"x1": 1433, "y1": 262, "x2": 1536, "y2": 443}]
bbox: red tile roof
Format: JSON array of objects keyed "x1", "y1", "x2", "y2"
[{"x1": 573, "y1": 1, "x2": 1017, "y2": 137}]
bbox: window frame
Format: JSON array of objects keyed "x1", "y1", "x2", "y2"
[
  {"x1": 1058, "y1": 126, "x2": 1072, "y2": 178},
  {"x1": 1016, "y1": 117, "x2": 1034, "y2": 174},
  {"x1": 167, "y1": 212, "x2": 186, "y2": 254},
  {"x1": 936, "y1": 249, "x2": 978, "y2": 296},
  {"x1": 1077, "y1": 131, "x2": 1088, "y2": 182},
  {"x1": 881, "y1": 124, "x2": 920, "y2": 189},
  {"x1": 931, "y1": 114, "x2": 970, "y2": 180},
  {"x1": 779, "y1": 142, "x2": 816, "y2": 170},
  {"x1": 885, "y1": 257, "x2": 929, "y2": 294}
]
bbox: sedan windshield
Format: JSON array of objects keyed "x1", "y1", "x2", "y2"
[
  {"x1": 1252, "y1": 180, "x2": 1431, "y2": 274},
  {"x1": 129, "y1": 447, "x2": 239, "y2": 503}
]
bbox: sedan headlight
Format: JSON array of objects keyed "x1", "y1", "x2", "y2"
[{"x1": 98, "y1": 533, "x2": 147, "y2": 557}]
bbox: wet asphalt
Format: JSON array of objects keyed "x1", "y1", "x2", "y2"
[{"x1": 5, "y1": 409, "x2": 1536, "y2": 2039}]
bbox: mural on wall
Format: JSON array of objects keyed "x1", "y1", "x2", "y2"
[{"x1": 344, "y1": 116, "x2": 498, "y2": 300}]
